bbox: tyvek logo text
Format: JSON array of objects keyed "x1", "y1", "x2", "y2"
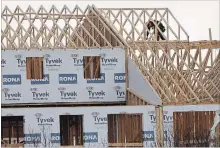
[
  {"x1": 114, "y1": 86, "x2": 125, "y2": 99},
  {"x1": 15, "y1": 54, "x2": 26, "y2": 70},
  {"x1": 31, "y1": 88, "x2": 49, "y2": 100},
  {"x1": 1, "y1": 59, "x2": 6, "y2": 67},
  {"x1": 91, "y1": 112, "x2": 107, "y2": 124},
  {"x1": 86, "y1": 86, "x2": 105, "y2": 100},
  {"x1": 148, "y1": 111, "x2": 173, "y2": 123},
  {"x1": 35, "y1": 113, "x2": 54, "y2": 126},
  {"x1": 45, "y1": 54, "x2": 62, "y2": 66},
  {"x1": 44, "y1": 54, "x2": 62, "y2": 71},
  {"x1": 101, "y1": 57, "x2": 118, "y2": 66},
  {"x1": 71, "y1": 54, "x2": 83, "y2": 67},
  {"x1": 2, "y1": 88, "x2": 21, "y2": 101},
  {"x1": 58, "y1": 87, "x2": 77, "y2": 100}
]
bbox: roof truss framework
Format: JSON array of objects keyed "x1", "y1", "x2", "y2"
[
  {"x1": 98, "y1": 7, "x2": 189, "y2": 41},
  {"x1": 1, "y1": 5, "x2": 220, "y2": 105},
  {"x1": 1, "y1": 5, "x2": 124, "y2": 50},
  {"x1": 98, "y1": 7, "x2": 220, "y2": 105}
]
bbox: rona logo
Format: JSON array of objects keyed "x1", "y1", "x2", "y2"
[
  {"x1": 31, "y1": 74, "x2": 49, "y2": 85},
  {"x1": 3, "y1": 75, "x2": 21, "y2": 85},
  {"x1": 114, "y1": 86, "x2": 125, "y2": 99},
  {"x1": 87, "y1": 73, "x2": 105, "y2": 83},
  {"x1": 71, "y1": 54, "x2": 83, "y2": 66},
  {"x1": 59, "y1": 74, "x2": 77, "y2": 84},
  {"x1": 2, "y1": 88, "x2": 21, "y2": 101},
  {"x1": 143, "y1": 131, "x2": 154, "y2": 141},
  {"x1": 51, "y1": 133, "x2": 60, "y2": 143},
  {"x1": 24, "y1": 133, "x2": 41, "y2": 144},
  {"x1": 83, "y1": 132, "x2": 98, "y2": 143},
  {"x1": 87, "y1": 86, "x2": 105, "y2": 100},
  {"x1": 1, "y1": 59, "x2": 6, "y2": 67},
  {"x1": 58, "y1": 87, "x2": 77, "y2": 100},
  {"x1": 114, "y1": 73, "x2": 126, "y2": 83}
]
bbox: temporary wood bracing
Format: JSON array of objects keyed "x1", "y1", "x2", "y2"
[{"x1": 1, "y1": 5, "x2": 220, "y2": 105}]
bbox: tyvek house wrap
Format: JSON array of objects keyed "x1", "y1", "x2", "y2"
[{"x1": 128, "y1": 57, "x2": 162, "y2": 105}]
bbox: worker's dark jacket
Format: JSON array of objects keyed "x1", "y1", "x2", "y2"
[{"x1": 146, "y1": 21, "x2": 166, "y2": 38}]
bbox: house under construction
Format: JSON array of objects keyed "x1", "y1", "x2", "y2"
[{"x1": 1, "y1": 5, "x2": 220, "y2": 147}]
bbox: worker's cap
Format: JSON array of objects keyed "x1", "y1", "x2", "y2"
[{"x1": 148, "y1": 22, "x2": 153, "y2": 27}]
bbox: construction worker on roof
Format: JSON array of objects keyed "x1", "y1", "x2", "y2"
[{"x1": 146, "y1": 20, "x2": 166, "y2": 41}]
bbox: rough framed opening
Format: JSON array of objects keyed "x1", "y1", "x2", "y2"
[
  {"x1": 173, "y1": 111, "x2": 218, "y2": 147},
  {"x1": 107, "y1": 114, "x2": 143, "y2": 147},
  {"x1": 59, "y1": 115, "x2": 83, "y2": 146},
  {"x1": 83, "y1": 56, "x2": 101, "y2": 79},
  {"x1": 26, "y1": 57, "x2": 44, "y2": 79},
  {"x1": 1, "y1": 116, "x2": 24, "y2": 145}
]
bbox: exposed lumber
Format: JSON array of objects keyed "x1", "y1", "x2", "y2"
[
  {"x1": 156, "y1": 106, "x2": 164, "y2": 147},
  {"x1": 108, "y1": 143, "x2": 143, "y2": 147},
  {"x1": 98, "y1": 7, "x2": 220, "y2": 105},
  {"x1": 1, "y1": 101, "x2": 126, "y2": 108},
  {"x1": 1, "y1": 143, "x2": 24, "y2": 147},
  {"x1": 126, "y1": 88, "x2": 152, "y2": 105},
  {"x1": 130, "y1": 40, "x2": 220, "y2": 49},
  {"x1": 1, "y1": 5, "x2": 124, "y2": 50}
]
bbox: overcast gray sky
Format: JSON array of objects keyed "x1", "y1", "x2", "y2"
[{"x1": 2, "y1": 0, "x2": 220, "y2": 40}]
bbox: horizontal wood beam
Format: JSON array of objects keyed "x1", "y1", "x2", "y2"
[
  {"x1": 99, "y1": 8, "x2": 168, "y2": 10},
  {"x1": 1, "y1": 101, "x2": 126, "y2": 108},
  {"x1": 130, "y1": 40, "x2": 220, "y2": 49},
  {"x1": 108, "y1": 143, "x2": 143, "y2": 147}
]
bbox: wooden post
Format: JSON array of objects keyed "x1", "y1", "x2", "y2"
[
  {"x1": 209, "y1": 28, "x2": 214, "y2": 66},
  {"x1": 155, "y1": 9, "x2": 158, "y2": 41},
  {"x1": 209, "y1": 28, "x2": 212, "y2": 41},
  {"x1": 120, "y1": 9, "x2": 123, "y2": 36},
  {"x1": 166, "y1": 8, "x2": 169, "y2": 41},
  {"x1": 132, "y1": 9, "x2": 134, "y2": 40},
  {"x1": 156, "y1": 105, "x2": 164, "y2": 147}
]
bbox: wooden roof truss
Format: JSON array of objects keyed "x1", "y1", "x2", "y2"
[
  {"x1": 98, "y1": 6, "x2": 220, "y2": 105},
  {"x1": 1, "y1": 5, "x2": 124, "y2": 50}
]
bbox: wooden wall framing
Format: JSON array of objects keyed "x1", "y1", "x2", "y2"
[
  {"x1": 60, "y1": 115, "x2": 83, "y2": 146},
  {"x1": 83, "y1": 56, "x2": 101, "y2": 79},
  {"x1": 26, "y1": 57, "x2": 43, "y2": 79},
  {"x1": 173, "y1": 111, "x2": 217, "y2": 147},
  {"x1": 107, "y1": 114, "x2": 143, "y2": 147},
  {"x1": 1, "y1": 116, "x2": 24, "y2": 145}
]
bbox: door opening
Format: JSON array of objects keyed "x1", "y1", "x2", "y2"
[
  {"x1": 1, "y1": 116, "x2": 24, "y2": 145},
  {"x1": 60, "y1": 115, "x2": 83, "y2": 146}
]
